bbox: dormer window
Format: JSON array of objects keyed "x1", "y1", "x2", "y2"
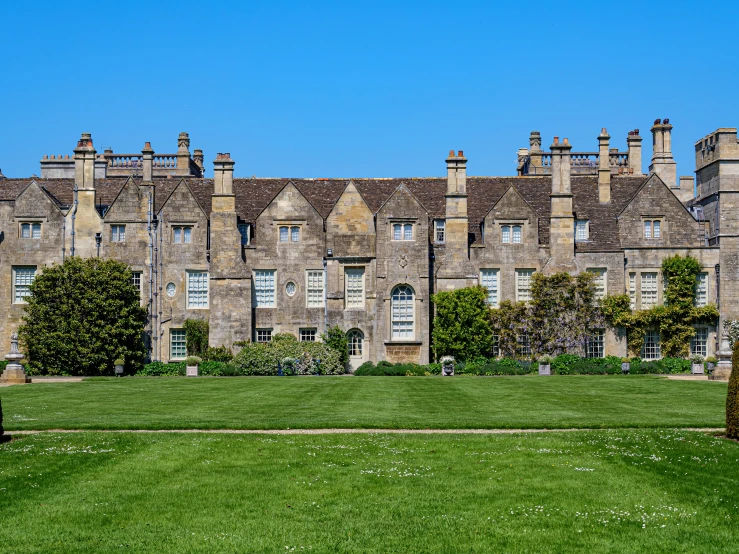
[
  {"x1": 501, "y1": 225, "x2": 522, "y2": 244},
  {"x1": 392, "y1": 223, "x2": 413, "y2": 241},
  {"x1": 173, "y1": 226, "x2": 192, "y2": 244},
  {"x1": 434, "y1": 220, "x2": 446, "y2": 243},
  {"x1": 20, "y1": 222, "x2": 41, "y2": 239},
  {"x1": 111, "y1": 225, "x2": 126, "y2": 243},
  {"x1": 279, "y1": 226, "x2": 300, "y2": 242},
  {"x1": 575, "y1": 219, "x2": 589, "y2": 241},
  {"x1": 644, "y1": 220, "x2": 661, "y2": 239}
]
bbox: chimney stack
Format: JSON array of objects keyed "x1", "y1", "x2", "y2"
[
  {"x1": 213, "y1": 153, "x2": 235, "y2": 196},
  {"x1": 598, "y1": 128, "x2": 611, "y2": 203},
  {"x1": 193, "y1": 149, "x2": 204, "y2": 176},
  {"x1": 548, "y1": 136, "x2": 576, "y2": 273},
  {"x1": 446, "y1": 150, "x2": 467, "y2": 195},
  {"x1": 73, "y1": 132, "x2": 97, "y2": 189},
  {"x1": 176, "y1": 132, "x2": 191, "y2": 174},
  {"x1": 649, "y1": 119, "x2": 677, "y2": 187},
  {"x1": 141, "y1": 142, "x2": 154, "y2": 183},
  {"x1": 627, "y1": 129, "x2": 643, "y2": 175}
]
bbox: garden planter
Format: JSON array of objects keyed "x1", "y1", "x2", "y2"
[
  {"x1": 186, "y1": 365, "x2": 199, "y2": 377},
  {"x1": 114, "y1": 364, "x2": 124, "y2": 377},
  {"x1": 706, "y1": 362, "x2": 715, "y2": 373},
  {"x1": 538, "y1": 364, "x2": 551, "y2": 376},
  {"x1": 442, "y1": 364, "x2": 454, "y2": 376},
  {"x1": 621, "y1": 362, "x2": 630, "y2": 374},
  {"x1": 691, "y1": 363, "x2": 704, "y2": 375}
]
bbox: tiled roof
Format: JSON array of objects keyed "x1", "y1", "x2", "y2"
[{"x1": 0, "y1": 174, "x2": 647, "y2": 251}]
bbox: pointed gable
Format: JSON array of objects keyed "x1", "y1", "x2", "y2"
[
  {"x1": 487, "y1": 185, "x2": 536, "y2": 222},
  {"x1": 618, "y1": 173, "x2": 703, "y2": 248},
  {"x1": 256, "y1": 181, "x2": 322, "y2": 223},
  {"x1": 104, "y1": 177, "x2": 150, "y2": 222},
  {"x1": 158, "y1": 179, "x2": 208, "y2": 221},
  {"x1": 376, "y1": 182, "x2": 427, "y2": 220},
  {"x1": 13, "y1": 180, "x2": 64, "y2": 219},
  {"x1": 326, "y1": 181, "x2": 376, "y2": 257}
]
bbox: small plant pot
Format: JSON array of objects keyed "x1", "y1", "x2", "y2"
[
  {"x1": 621, "y1": 362, "x2": 630, "y2": 374},
  {"x1": 691, "y1": 363, "x2": 704, "y2": 375},
  {"x1": 706, "y1": 362, "x2": 715, "y2": 373},
  {"x1": 538, "y1": 364, "x2": 551, "y2": 376},
  {"x1": 114, "y1": 364, "x2": 124, "y2": 377},
  {"x1": 442, "y1": 364, "x2": 455, "y2": 376},
  {"x1": 186, "y1": 365, "x2": 199, "y2": 377}
]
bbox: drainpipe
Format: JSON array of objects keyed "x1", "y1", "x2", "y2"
[
  {"x1": 323, "y1": 257, "x2": 328, "y2": 335},
  {"x1": 157, "y1": 214, "x2": 164, "y2": 362},
  {"x1": 62, "y1": 217, "x2": 66, "y2": 262},
  {"x1": 147, "y1": 190, "x2": 154, "y2": 361},
  {"x1": 70, "y1": 185, "x2": 79, "y2": 257}
]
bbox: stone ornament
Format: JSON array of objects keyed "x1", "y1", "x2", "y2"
[
  {"x1": 0, "y1": 332, "x2": 31, "y2": 385},
  {"x1": 166, "y1": 283, "x2": 176, "y2": 297},
  {"x1": 285, "y1": 282, "x2": 296, "y2": 297}
]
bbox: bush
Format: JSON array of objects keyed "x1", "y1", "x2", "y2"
[
  {"x1": 137, "y1": 362, "x2": 185, "y2": 376},
  {"x1": 727, "y1": 342, "x2": 739, "y2": 440},
  {"x1": 113, "y1": 358, "x2": 125, "y2": 367},
  {"x1": 354, "y1": 362, "x2": 429, "y2": 376},
  {"x1": 198, "y1": 361, "x2": 239, "y2": 376},
  {"x1": 321, "y1": 326, "x2": 349, "y2": 370},
  {"x1": 204, "y1": 346, "x2": 233, "y2": 362},
  {"x1": 18, "y1": 257, "x2": 148, "y2": 376},
  {"x1": 185, "y1": 356, "x2": 202, "y2": 366},
  {"x1": 232, "y1": 333, "x2": 344, "y2": 375},
  {"x1": 183, "y1": 319, "x2": 209, "y2": 357},
  {"x1": 432, "y1": 286, "x2": 495, "y2": 362}
]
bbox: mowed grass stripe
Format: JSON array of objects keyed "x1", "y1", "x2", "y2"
[
  {"x1": 0, "y1": 375, "x2": 728, "y2": 431},
  {"x1": 1, "y1": 430, "x2": 738, "y2": 553}
]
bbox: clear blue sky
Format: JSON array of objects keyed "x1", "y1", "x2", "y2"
[{"x1": 1, "y1": 1, "x2": 737, "y2": 179}]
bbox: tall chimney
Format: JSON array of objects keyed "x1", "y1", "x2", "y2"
[
  {"x1": 548, "y1": 136, "x2": 576, "y2": 273},
  {"x1": 649, "y1": 119, "x2": 677, "y2": 187},
  {"x1": 627, "y1": 129, "x2": 643, "y2": 174},
  {"x1": 193, "y1": 149, "x2": 204, "y2": 176},
  {"x1": 446, "y1": 150, "x2": 467, "y2": 196},
  {"x1": 213, "y1": 153, "x2": 235, "y2": 197},
  {"x1": 73, "y1": 133, "x2": 97, "y2": 189},
  {"x1": 176, "y1": 132, "x2": 191, "y2": 174},
  {"x1": 141, "y1": 142, "x2": 154, "y2": 183},
  {"x1": 598, "y1": 128, "x2": 611, "y2": 203},
  {"x1": 528, "y1": 131, "x2": 542, "y2": 170}
]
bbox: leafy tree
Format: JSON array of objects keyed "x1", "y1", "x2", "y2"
[
  {"x1": 727, "y1": 341, "x2": 739, "y2": 440},
  {"x1": 432, "y1": 286, "x2": 494, "y2": 361},
  {"x1": 18, "y1": 257, "x2": 148, "y2": 375},
  {"x1": 183, "y1": 319, "x2": 209, "y2": 357},
  {"x1": 321, "y1": 325, "x2": 349, "y2": 369}
]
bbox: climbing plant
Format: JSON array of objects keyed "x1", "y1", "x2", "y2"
[
  {"x1": 601, "y1": 255, "x2": 718, "y2": 357},
  {"x1": 183, "y1": 319, "x2": 209, "y2": 357}
]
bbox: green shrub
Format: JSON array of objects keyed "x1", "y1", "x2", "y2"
[
  {"x1": 18, "y1": 257, "x2": 148, "y2": 376},
  {"x1": 355, "y1": 361, "x2": 375, "y2": 373},
  {"x1": 232, "y1": 333, "x2": 344, "y2": 375},
  {"x1": 137, "y1": 362, "x2": 185, "y2": 376},
  {"x1": 183, "y1": 319, "x2": 209, "y2": 357},
  {"x1": 185, "y1": 356, "x2": 202, "y2": 366},
  {"x1": 113, "y1": 358, "x2": 125, "y2": 367},
  {"x1": 204, "y1": 346, "x2": 233, "y2": 362},
  {"x1": 321, "y1": 326, "x2": 349, "y2": 370},
  {"x1": 431, "y1": 286, "x2": 495, "y2": 361},
  {"x1": 727, "y1": 342, "x2": 739, "y2": 440},
  {"x1": 198, "y1": 361, "x2": 240, "y2": 376},
  {"x1": 354, "y1": 362, "x2": 428, "y2": 376}
]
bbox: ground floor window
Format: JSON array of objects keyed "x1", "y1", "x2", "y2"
[
  {"x1": 348, "y1": 329, "x2": 364, "y2": 357},
  {"x1": 256, "y1": 329, "x2": 273, "y2": 343},
  {"x1": 690, "y1": 327, "x2": 708, "y2": 357},
  {"x1": 517, "y1": 334, "x2": 531, "y2": 357},
  {"x1": 642, "y1": 330, "x2": 661, "y2": 360},
  {"x1": 586, "y1": 329, "x2": 605, "y2": 358},
  {"x1": 170, "y1": 329, "x2": 186, "y2": 359},
  {"x1": 492, "y1": 335, "x2": 500, "y2": 358},
  {"x1": 300, "y1": 328, "x2": 317, "y2": 342}
]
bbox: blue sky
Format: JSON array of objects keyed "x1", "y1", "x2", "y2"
[{"x1": 0, "y1": 1, "x2": 737, "y2": 179}]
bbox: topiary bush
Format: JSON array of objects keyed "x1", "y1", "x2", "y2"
[
  {"x1": 137, "y1": 362, "x2": 185, "y2": 376},
  {"x1": 727, "y1": 341, "x2": 739, "y2": 440},
  {"x1": 232, "y1": 333, "x2": 344, "y2": 375}
]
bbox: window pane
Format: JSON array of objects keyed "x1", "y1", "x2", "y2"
[
  {"x1": 653, "y1": 220, "x2": 661, "y2": 238},
  {"x1": 393, "y1": 224, "x2": 401, "y2": 241},
  {"x1": 641, "y1": 272, "x2": 658, "y2": 308},
  {"x1": 690, "y1": 327, "x2": 708, "y2": 357},
  {"x1": 517, "y1": 334, "x2": 531, "y2": 357},
  {"x1": 238, "y1": 224, "x2": 250, "y2": 245},
  {"x1": 291, "y1": 226, "x2": 299, "y2": 242},
  {"x1": 629, "y1": 272, "x2": 636, "y2": 310},
  {"x1": 14, "y1": 266, "x2": 36, "y2": 303},
  {"x1": 391, "y1": 285, "x2": 414, "y2": 339},
  {"x1": 586, "y1": 329, "x2": 605, "y2": 358},
  {"x1": 512, "y1": 225, "x2": 522, "y2": 244},
  {"x1": 346, "y1": 268, "x2": 365, "y2": 308},
  {"x1": 254, "y1": 270, "x2": 276, "y2": 307},
  {"x1": 480, "y1": 269, "x2": 499, "y2": 307},
  {"x1": 32, "y1": 223, "x2": 41, "y2": 238},
  {"x1": 642, "y1": 329, "x2": 661, "y2": 360},
  {"x1": 695, "y1": 272, "x2": 708, "y2": 307},
  {"x1": 404, "y1": 224, "x2": 412, "y2": 241},
  {"x1": 588, "y1": 268, "x2": 607, "y2": 300},
  {"x1": 300, "y1": 329, "x2": 316, "y2": 342},
  {"x1": 187, "y1": 271, "x2": 209, "y2": 308},
  {"x1": 279, "y1": 227, "x2": 288, "y2": 242},
  {"x1": 307, "y1": 271, "x2": 324, "y2": 307},
  {"x1": 516, "y1": 269, "x2": 534, "y2": 302},
  {"x1": 644, "y1": 221, "x2": 651, "y2": 239},
  {"x1": 184, "y1": 227, "x2": 192, "y2": 243},
  {"x1": 170, "y1": 329, "x2": 187, "y2": 359},
  {"x1": 348, "y1": 330, "x2": 364, "y2": 356},
  {"x1": 174, "y1": 227, "x2": 181, "y2": 243},
  {"x1": 435, "y1": 220, "x2": 445, "y2": 243},
  {"x1": 256, "y1": 329, "x2": 272, "y2": 343},
  {"x1": 501, "y1": 226, "x2": 510, "y2": 243},
  {"x1": 21, "y1": 224, "x2": 30, "y2": 238},
  {"x1": 131, "y1": 272, "x2": 142, "y2": 295}
]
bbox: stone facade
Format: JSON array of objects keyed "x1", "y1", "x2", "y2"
[{"x1": 0, "y1": 122, "x2": 731, "y2": 370}]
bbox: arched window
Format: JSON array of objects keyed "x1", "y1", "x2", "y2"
[
  {"x1": 391, "y1": 285, "x2": 414, "y2": 339},
  {"x1": 347, "y1": 329, "x2": 364, "y2": 357}
]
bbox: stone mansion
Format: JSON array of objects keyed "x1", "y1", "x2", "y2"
[{"x1": 1, "y1": 122, "x2": 738, "y2": 370}]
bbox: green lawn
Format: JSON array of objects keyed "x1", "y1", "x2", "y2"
[
  {"x1": 0, "y1": 375, "x2": 728, "y2": 431},
  {"x1": 1, "y1": 430, "x2": 737, "y2": 553}
]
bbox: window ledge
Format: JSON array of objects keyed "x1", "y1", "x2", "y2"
[{"x1": 384, "y1": 340, "x2": 423, "y2": 346}]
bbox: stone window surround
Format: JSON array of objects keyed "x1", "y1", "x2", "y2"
[
  {"x1": 391, "y1": 222, "x2": 414, "y2": 241},
  {"x1": 19, "y1": 221, "x2": 42, "y2": 239},
  {"x1": 345, "y1": 266, "x2": 365, "y2": 309},
  {"x1": 12, "y1": 265, "x2": 36, "y2": 304},
  {"x1": 390, "y1": 284, "x2": 415, "y2": 340},
  {"x1": 274, "y1": 220, "x2": 305, "y2": 244},
  {"x1": 575, "y1": 219, "x2": 590, "y2": 242},
  {"x1": 172, "y1": 224, "x2": 195, "y2": 244},
  {"x1": 497, "y1": 220, "x2": 525, "y2": 245},
  {"x1": 299, "y1": 328, "x2": 317, "y2": 342},
  {"x1": 111, "y1": 224, "x2": 126, "y2": 243},
  {"x1": 642, "y1": 216, "x2": 665, "y2": 240},
  {"x1": 186, "y1": 270, "x2": 209, "y2": 309},
  {"x1": 306, "y1": 269, "x2": 325, "y2": 308},
  {"x1": 434, "y1": 219, "x2": 446, "y2": 244},
  {"x1": 255, "y1": 328, "x2": 273, "y2": 343}
]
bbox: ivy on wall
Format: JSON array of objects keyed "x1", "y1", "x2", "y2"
[
  {"x1": 601, "y1": 255, "x2": 718, "y2": 357},
  {"x1": 183, "y1": 319, "x2": 209, "y2": 357}
]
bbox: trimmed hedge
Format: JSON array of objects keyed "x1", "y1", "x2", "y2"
[
  {"x1": 354, "y1": 361, "x2": 441, "y2": 376},
  {"x1": 727, "y1": 342, "x2": 739, "y2": 440},
  {"x1": 231, "y1": 333, "x2": 345, "y2": 375},
  {"x1": 138, "y1": 362, "x2": 185, "y2": 377}
]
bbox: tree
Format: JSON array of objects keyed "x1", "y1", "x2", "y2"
[
  {"x1": 321, "y1": 325, "x2": 349, "y2": 369},
  {"x1": 18, "y1": 257, "x2": 148, "y2": 375},
  {"x1": 727, "y1": 341, "x2": 739, "y2": 440},
  {"x1": 431, "y1": 286, "x2": 494, "y2": 361}
]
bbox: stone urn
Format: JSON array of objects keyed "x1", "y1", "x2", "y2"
[
  {"x1": 621, "y1": 359, "x2": 630, "y2": 374},
  {"x1": 0, "y1": 333, "x2": 31, "y2": 385},
  {"x1": 538, "y1": 357, "x2": 551, "y2": 376},
  {"x1": 440, "y1": 356, "x2": 455, "y2": 377}
]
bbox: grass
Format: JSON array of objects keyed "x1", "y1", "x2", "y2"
[
  {"x1": 1, "y1": 375, "x2": 727, "y2": 431},
  {"x1": 0, "y1": 430, "x2": 737, "y2": 553}
]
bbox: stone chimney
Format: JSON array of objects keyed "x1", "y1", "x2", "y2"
[
  {"x1": 212, "y1": 153, "x2": 236, "y2": 212},
  {"x1": 193, "y1": 149, "x2": 204, "y2": 176},
  {"x1": 446, "y1": 150, "x2": 467, "y2": 196},
  {"x1": 649, "y1": 119, "x2": 677, "y2": 187},
  {"x1": 142, "y1": 142, "x2": 154, "y2": 183},
  {"x1": 176, "y1": 132, "x2": 191, "y2": 174},
  {"x1": 528, "y1": 131, "x2": 543, "y2": 170},
  {"x1": 598, "y1": 128, "x2": 611, "y2": 203},
  {"x1": 74, "y1": 133, "x2": 97, "y2": 189},
  {"x1": 627, "y1": 129, "x2": 642, "y2": 175},
  {"x1": 438, "y1": 150, "x2": 472, "y2": 287},
  {"x1": 548, "y1": 137, "x2": 576, "y2": 273}
]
